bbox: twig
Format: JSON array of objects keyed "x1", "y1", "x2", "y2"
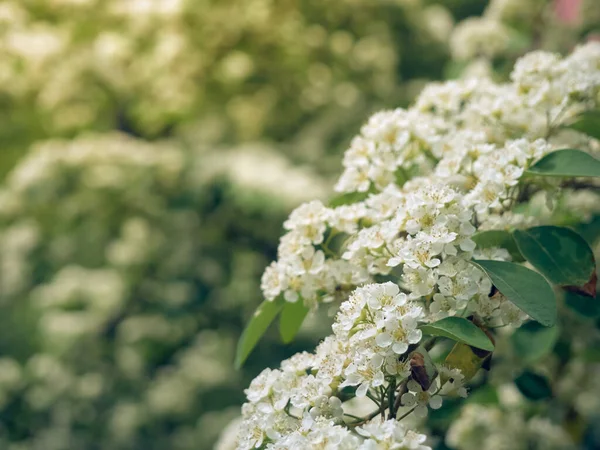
[
  {"x1": 393, "y1": 378, "x2": 409, "y2": 416},
  {"x1": 343, "y1": 413, "x2": 365, "y2": 421},
  {"x1": 366, "y1": 391, "x2": 380, "y2": 407},
  {"x1": 396, "y1": 406, "x2": 417, "y2": 421},
  {"x1": 379, "y1": 386, "x2": 386, "y2": 420},
  {"x1": 346, "y1": 408, "x2": 381, "y2": 427}
]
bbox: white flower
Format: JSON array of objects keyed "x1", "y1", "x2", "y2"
[
  {"x1": 327, "y1": 203, "x2": 367, "y2": 234},
  {"x1": 260, "y1": 262, "x2": 287, "y2": 301},
  {"x1": 400, "y1": 379, "x2": 443, "y2": 418},
  {"x1": 240, "y1": 44, "x2": 600, "y2": 449},
  {"x1": 309, "y1": 396, "x2": 344, "y2": 420},
  {"x1": 339, "y1": 352, "x2": 385, "y2": 398},
  {"x1": 314, "y1": 336, "x2": 349, "y2": 384},
  {"x1": 357, "y1": 419, "x2": 431, "y2": 450},
  {"x1": 281, "y1": 352, "x2": 316, "y2": 374},
  {"x1": 438, "y1": 366, "x2": 468, "y2": 399},
  {"x1": 403, "y1": 266, "x2": 437, "y2": 299},
  {"x1": 283, "y1": 200, "x2": 329, "y2": 244},
  {"x1": 245, "y1": 368, "x2": 281, "y2": 403},
  {"x1": 334, "y1": 282, "x2": 423, "y2": 356},
  {"x1": 429, "y1": 293, "x2": 458, "y2": 320}
]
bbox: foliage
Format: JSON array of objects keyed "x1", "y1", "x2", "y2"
[
  {"x1": 0, "y1": 134, "x2": 331, "y2": 450},
  {"x1": 232, "y1": 43, "x2": 600, "y2": 449},
  {"x1": 0, "y1": 0, "x2": 459, "y2": 177},
  {"x1": 0, "y1": 0, "x2": 597, "y2": 449}
]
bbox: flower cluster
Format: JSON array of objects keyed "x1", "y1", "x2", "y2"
[
  {"x1": 449, "y1": 0, "x2": 599, "y2": 76},
  {"x1": 237, "y1": 350, "x2": 431, "y2": 450},
  {"x1": 236, "y1": 43, "x2": 600, "y2": 448},
  {"x1": 0, "y1": 133, "x2": 330, "y2": 449},
  {"x1": 0, "y1": 0, "x2": 454, "y2": 152},
  {"x1": 334, "y1": 283, "x2": 422, "y2": 397}
]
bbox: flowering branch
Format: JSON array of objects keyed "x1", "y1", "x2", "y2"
[{"x1": 236, "y1": 42, "x2": 600, "y2": 450}]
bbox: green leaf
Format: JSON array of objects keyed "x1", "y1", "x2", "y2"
[
  {"x1": 420, "y1": 317, "x2": 494, "y2": 351},
  {"x1": 329, "y1": 191, "x2": 369, "y2": 207},
  {"x1": 444, "y1": 342, "x2": 490, "y2": 382},
  {"x1": 511, "y1": 321, "x2": 560, "y2": 363},
  {"x1": 581, "y1": 347, "x2": 600, "y2": 363},
  {"x1": 514, "y1": 371, "x2": 553, "y2": 401},
  {"x1": 513, "y1": 226, "x2": 596, "y2": 288},
  {"x1": 235, "y1": 298, "x2": 284, "y2": 369},
  {"x1": 471, "y1": 260, "x2": 557, "y2": 327},
  {"x1": 526, "y1": 149, "x2": 600, "y2": 178},
  {"x1": 279, "y1": 300, "x2": 310, "y2": 344},
  {"x1": 565, "y1": 290, "x2": 600, "y2": 319},
  {"x1": 466, "y1": 385, "x2": 499, "y2": 405},
  {"x1": 563, "y1": 110, "x2": 600, "y2": 140},
  {"x1": 472, "y1": 230, "x2": 524, "y2": 262},
  {"x1": 574, "y1": 215, "x2": 600, "y2": 247}
]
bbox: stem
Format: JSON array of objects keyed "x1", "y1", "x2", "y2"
[
  {"x1": 366, "y1": 391, "x2": 380, "y2": 407},
  {"x1": 379, "y1": 386, "x2": 386, "y2": 420},
  {"x1": 396, "y1": 406, "x2": 417, "y2": 421},
  {"x1": 387, "y1": 378, "x2": 397, "y2": 419},
  {"x1": 321, "y1": 246, "x2": 337, "y2": 258},
  {"x1": 321, "y1": 229, "x2": 340, "y2": 258},
  {"x1": 346, "y1": 408, "x2": 381, "y2": 426},
  {"x1": 343, "y1": 413, "x2": 366, "y2": 421},
  {"x1": 423, "y1": 336, "x2": 437, "y2": 351}
]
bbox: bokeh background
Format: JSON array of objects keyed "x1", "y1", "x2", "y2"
[{"x1": 0, "y1": 0, "x2": 597, "y2": 449}]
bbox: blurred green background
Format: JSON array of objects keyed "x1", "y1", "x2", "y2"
[{"x1": 0, "y1": 0, "x2": 596, "y2": 449}]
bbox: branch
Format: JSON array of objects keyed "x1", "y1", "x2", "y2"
[{"x1": 346, "y1": 408, "x2": 381, "y2": 427}]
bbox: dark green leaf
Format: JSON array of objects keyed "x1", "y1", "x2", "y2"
[
  {"x1": 565, "y1": 290, "x2": 600, "y2": 319},
  {"x1": 514, "y1": 371, "x2": 553, "y2": 400},
  {"x1": 526, "y1": 149, "x2": 600, "y2": 178},
  {"x1": 279, "y1": 300, "x2": 310, "y2": 343},
  {"x1": 472, "y1": 230, "x2": 524, "y2": 262},
  {"x1": 563, "y1": 110, "x2": 600, "y2": 140},
  {"x1": 235, "y1": 298, "x2": 284, "y2": 369},
  {"x1": 420, "y1": 317, "x2": 494, "y2": 351},
  {"x1": 513, "y1": 226, "x2": 596, "y2": 288},
  {"x1": 581, "y1": 347, "x2": 600, "y2": 363},
  {"x1": 511, "y1": 321, "x2": 560, "y2": 363},
  {"x1": 466, "y1": 385, "x2": 499, "y2": 405},
  {"x1": 471, "y1": 260, "x2": 557, "y2": 327},
  {"x1": 574, "y1": 215, "x2": 600, "y2": 247}
]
